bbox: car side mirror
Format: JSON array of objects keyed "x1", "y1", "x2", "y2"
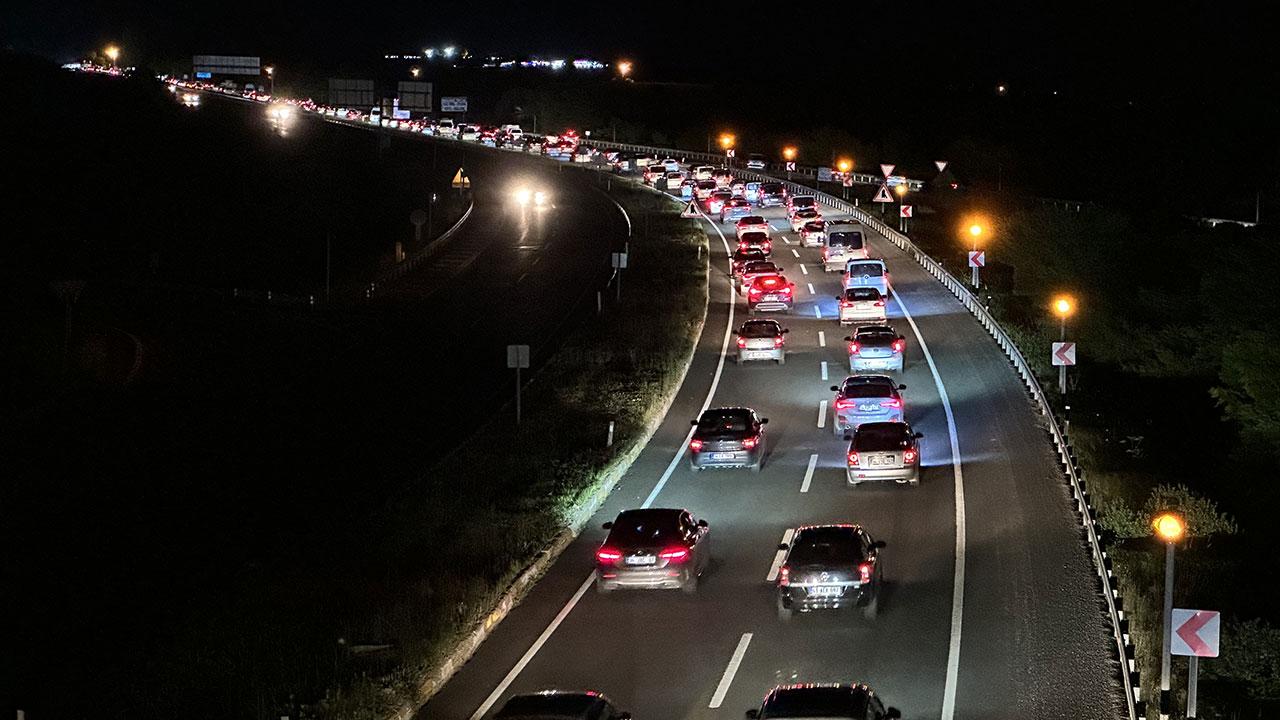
[
  {"x1": 782, "y1": 328, "x2": 790, "y2": 334},
  {"x1": 691, "y1": 419, "x2": 700, "y2": 426},
  {"x1": 760, "y1": 418, "x2": 769, "y2": 425},
  {"x1": 602, "y1": 521, "x2": 613, "y2": 530},
  {"x1": 914, "y1": 432, "x2": 924, "y2": 439},
  {"x1": 698, "y1": 519, "x2": 709, "y2": 528},
  {"x1": 843, "y1": 336, "x2": 852, "y2": 342},
  {"x1": 830, "y1": 385, "x2": 841, "y2": 392},
  {"x1": 898, "y1": 384, "x2": 907, "y2": 390},
  {"x1": 872, "y1": 540, "x2": 887, "y2": 549},
  {"x1": 885, "y1": 708, "x2": 901, "y2": 719},
  {"x1": 777, "y1": 543, "x2": 789, "y2": 551}
]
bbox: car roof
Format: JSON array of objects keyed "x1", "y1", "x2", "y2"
[
  {"x1": 494, "y1": 690, "x2": 613, "y2": 719},
  {"x1": 761, "y1": 683, "x2": 873, "y2": 717}
]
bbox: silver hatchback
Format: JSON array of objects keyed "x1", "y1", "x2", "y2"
[
  {"x1": 847, "y1": 325, "x2": 906, "y2": 373},
  {"x1": 736, "y1": 318, "x2": 789, "y2": 364},
  {"x1": 845, "y1": 421, "x2": 923, "y2": 486},
  {"x1": 830, "y1": 375, "x2": 906, "y2": 436}
]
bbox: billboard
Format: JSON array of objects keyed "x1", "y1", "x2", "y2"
[
  {"x1": 192, "y1": 55, "x2": 260, "y2": 76},
  {"x1": 440, "y1": 96, "x2": 468, "y2": 112},
  {"x1": 328, "y1": 78, "x2": 375, "y2": 108},
  {"x1": 396, "y1": 81, "x2": 433, "y2": 113}
]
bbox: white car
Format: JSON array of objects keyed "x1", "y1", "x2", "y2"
[
  {"x1": 746, "y1": 154, "x2": 767, "y2": 170},
  {"x1": 800, "y1": 220, "x2": 826, "y2": 247},
  {"x1": 662, "y1": 158, "x2": 681, "y2": 173},
  {"x1": 786, "y1": 195, "x2": 817, "y2": 218},
  {"x1": 735, "y1": 215, "x2": 770, "y2": 238},
  {"x1": 693, "y1": 165, "x2": 715, "y2": 181},
  {"x1": 847, "y1": 325, "x2": 906, "y2": 373},
  {"x1": 790, "y1": 208, "x2": 822, "y2": 232},
  {"x1": 837, "y1": 287, "x2": 888, "y2": 326},
  {"x1": 460, "y1": 125, "x2": 481, "y2": 141},
  {"x1": 843, "y1": 258, "x2": 892, "y2": 296},
  {"x1": 436, "y1": 118, "x2": 458, "y2": 138}
]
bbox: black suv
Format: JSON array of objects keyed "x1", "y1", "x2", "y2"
[
  {"x1": 495, "y1": 690, "x2": 631, "y2": 720},
  {"x1": 746, "y1": 683, "x2": 900, "y2": 720},
  {"x1": 776, "y1": 524, "x2": 885, "y2": 620}
]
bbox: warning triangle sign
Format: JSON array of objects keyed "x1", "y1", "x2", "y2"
[
  {"x1": 681, "y1": 200, "x2": 700, "y2": 218},
  {"x1": 872, "y1": 184, "x2": 894, "y2": 203},
  {"x1": 451, "y1": 168, "x2": 469, "y2": 189}
]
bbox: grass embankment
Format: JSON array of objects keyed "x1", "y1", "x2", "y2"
[
  {"x1": 897, "y1": 190, "x2": 1278, "y2": 717},
  {"x1": 316, "y1": 178, "x2": 708, "y2": 718}
]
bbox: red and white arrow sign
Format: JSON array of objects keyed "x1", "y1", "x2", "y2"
[
  {"x1": 785, "y1": 161, "x2": 796, "y2": 172},
  {"x1": 967, "y1": 250, "x2": 985, "y2": 268},
  {"x1": 1171, "y1": 609, "x2": 1220, "y2": 657},
  {"x1": 1052, "y1": 342, "x2": 1076, "y2": 366},
  {"x1": 899, "y1": 205, "x2": 913, "y2": 218},
  {"x1": 880, "y1": 163, "x2": 895, "y2": 178}
]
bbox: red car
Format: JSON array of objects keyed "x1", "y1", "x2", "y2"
[{"x1": 747, "y1": 274, "x2": 795, "y2": 313}]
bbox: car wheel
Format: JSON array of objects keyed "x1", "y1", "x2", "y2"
[
  {"x1": 776, "y1": 596, "x2": 793, "y2": 622},
  {"x1": 682, "y1": 572, "x2": 699, "y2": 594},
  {"x1": 736, "y1": 354, "x2": 743, "y2": 366},
  {"x1": 832, "y1": 419, "x2": 843, "y2": 436},
  {"x1": 777, "y1": 354, "x2": 786, "y2": 366},
  {"x1": 862, "y1": 591, "x2": 879, "y2": 620},
  {"x1": 596, "y1": 578, "x2": 613, "y2": 595},
  {"x1": 751, "y1": 459, "x2": 762, "y2": 473}
]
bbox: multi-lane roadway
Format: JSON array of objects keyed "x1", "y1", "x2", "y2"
[{"x1": 419, "y1": 166, "x2": 1124, "y2": 718}]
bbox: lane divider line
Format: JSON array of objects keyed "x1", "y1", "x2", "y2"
[
  {"x1": 766, "y1": 528, "x2": 795, "y2": 581},
  {"x1": 791, "y1": 248, "x2": 801, "y2": 258},
  {"x1": 817, "y1": 400, "x2": 828, "y2": 428},
  {"x1": 813, "y1": 305, "x2": 822, "y2": 319},
  {"x1": 807, "y1": 282, "x2": 815, "y2": 295},
  {"x1": 708, "y1": 633, "x2": 753, "y2": 709},
  {"x1": 800, "y1": 453, "x2": 818, "y2": 493},
  {"x1": 818, "y1": 330, "x2": 826, "y2": 347},
  {"x1": 821, "y1": 361, "x2": 829, "y2": 381},
  {"x1": 800, "y1": 263, "x2": 808, "y2": 275}
]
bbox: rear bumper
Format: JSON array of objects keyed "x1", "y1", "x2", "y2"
[
  {"x1": 834, "y1": 409, "x2": 903, "y2": 432},
  {"x1": 851, "y1": 356, "x2": 903, "y2": 372},
  {"x1": 779, "y1": 584, "x2": 870, "y2": 610},
  {"x1": 597, "y1": 567, "x2": 689, "y2": 590},
  {"x1": 847, "y1": 465, "x2": 919, "y2": 485},
  {"x1": 749, "y1": 300, "x2": 792, "y2": 312},
  {"x1": 690, "y1": 447, "x2": 762, "y2": 468},
  {"x1": 738, "y1": 348, "x2": 784, "y2": 362},
  {"x1": 839, "y1": 310, "x2": 887, "y2": 325}
]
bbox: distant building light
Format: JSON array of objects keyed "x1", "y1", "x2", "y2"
[
  {"x1": 425, "y1": 49, "x2": 435, "y2": 59},
  {"x1": 443, "y1": 46, "x2": 456, "y2": 58},
  {"x1": 549, "y1": 59, "x2": 565, "y2": 70}
]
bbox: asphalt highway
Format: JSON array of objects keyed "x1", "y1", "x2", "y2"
[{"x1": 420, "y1": 172, "x2": 1124, "y2": 719}]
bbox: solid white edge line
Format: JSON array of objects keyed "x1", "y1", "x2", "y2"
[
  {"x1": 471, "y1": 198, "x2": 737, "y2": 720},
  {"x1": 708, "y1": 633, "x2": 753, "y2": 708},
  {"x1": 468, "y1": 574, "x2": 595, "y2": 720},
  {"x1": 818, "y1": 330, "x2": 826, "y2": 347},
  {"x1": 894, "y1": 283, "x2": 967, "y2": 720},
  {"x1": 765, "y1": 528, "x2": 795, "y2": 581},
  {"x1": 817, "y1": 399, "x2": 828, "y2": 428},
  {"x1": 800, "y1": 453, "x2": 818, "y2": 493}
]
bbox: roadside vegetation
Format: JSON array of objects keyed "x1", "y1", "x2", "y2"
[{"x1": 901, "y1": 188, "x2": 1280, "y2": 718}]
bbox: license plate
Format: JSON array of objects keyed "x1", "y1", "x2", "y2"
[
  {"x1": 811, "y1": 586, "x2": 843, "y2": 596},
  {"x1": 710, "y1": 452, "x2": 736, "y2": 460},
  {"x1": 762, "y1": 294, "x2": 778, "y2": 301},
  {"x1": 868, "y1": 455, "x2": 892, "y2": 467},
  {"x1": 859, "y1": 403, "x2": 881, "y2": 412},
  {"x1": 744, "y1": 351, "x2": 771, "y2": 359},
  {"x1": 625, "y1": 555, "x2": 656, "y2": 565}
]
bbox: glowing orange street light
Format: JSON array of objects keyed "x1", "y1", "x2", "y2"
[
  {"x1": 719, "y1": 133, "x2": 735, "y2": 150},
  {"x1": 836, "y1": 158, "x2": 852, "y2": 174},
  {"x1": 104, "y1": 45, "x2": 121, "y2": 65},
  {"x1": 1153, "y1": 510, "x2": 1186, "y2": 716},
  {"x1": 1153, "y1": 513, "x2": 1185, "y2": 543},
  {"x1": 782, "y1": 146, "x2": 797, "y2": 161},
  {"x1": 616, "y1": 60, "x2": 633, "y2": 78}
]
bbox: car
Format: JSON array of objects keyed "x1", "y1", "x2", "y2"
[
  {"x1": 661, "y1": 158, "x2": 681, "y2": 173},
  {"x1": 680, "y1": 178, "x2": 699, "y2": 195},
  {"x1": 747, "y1": 274, "x2": 795, "y2": 313},
  {"x1": 846, "y1": 421, "x2": 923, "y2": 486},
  {"x1": 712, "y1": 168, "x2": 733, "y2": 187},
  {"x1": 745, "y1": 683, "x2": 900, "y2": 719},
  {"x1": 731, "y1": 247, "x2": 769, "y2": 278},
  {"x1": 758, "y1": 182, "x2": 787, "y2": 207},
  {"x1": 573, "y1": 145, "x2": 595, "y2": 163},
  {"x1": 494, "y1": 690, "x2": 633, "y2": 720},
  {"x1": 736, "y1": 231, "x2": 772, "y2": 257},
  {"x1": 643, "y1": 165, "x2": 665, "y2": 185},
  {"x1": 664, "y1": 171, "x2": 687, "y2": 189},
  {"x1": 843, "y1": 258, "x2": 892, "y2": 296},
  {"x1": 436, "y1": 118, "x2": 458, "y2": 138},
  {"x1": 721, "y1": 198, "x2": 753, "y2": 223},
  {"x1": 775, "y1": 525, "x2": 886, "y2": 621},
  {"x1": 800, "y1": 220, "x2": 827, "y2": 247},
  {"x1": 744, "y1": 181, "x2": 762, "y2": 203},
  {"x1": 735, "y1": 319, "x2": 788, "y2": 364},
  {"x1": 786, "y1": 194, "x2": 817, "y2": 218},
  {"x1": 460, "y1": 124, "x2": 481, "y2": 141},
  {"x1": 790, "y1": 207, "x2": 822, "y2": 232},
  {"x1": 735, "y1": 215, "x2": 771, "y2": 238},
  {"x1": 634, "y1": 154, "x2": 656, "y2": 168},
  {"x1": 836, "y1": 287, "x2": 887, "y2": 326},
  {"x1": 729, "y1": 181, "x2": 747, "y2": 198},
  {"x1": 595, "y1": 507, "x2": 710, "y2": 593},
  {"x1": 846, "y1": 325, "x2": 906, "y2": 372},
  {"x1": 695, "y1": 179, "x2": 717, "y2": 200},
  {"x1": 822, "y1": 222, "x2": 869, "y2": 270},
  {"x1": 707, "y1": 190, "x2": 734, "y2": 215},
  {"x1": 693, "y1": 165, "x2": 715, "y2": 180},
  {"x1": 738, "y1": 260, "x2": 782, "y2": 293},
  {"x1": 746, "y1": 153, "x2": 767, "y2": 170},
  {"x1": 689, "y1": 407, "x2": 768, "y2": 471},
  {"x1": 830, "y1": 375, "x2": 905, "y2": 435}
]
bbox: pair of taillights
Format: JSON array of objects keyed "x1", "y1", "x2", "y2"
[
  {"x1": 689, "y1": 435, "x2": 759, "y2": 452},
  {"x1": 749, "y1": 284, "x2": 791, "y2": 296},
  {"x1": 737, "y1": 337, "x2": 785, "y2": 348},
  {"x1": 848, "y1": 448, "x2": 918, "y2": 466},
  {"x1": 841, "y1": 300, "x2": 887, "y2": 309},
  {"x1": 597, "y1": 547, "x2": 690, "y2": 563},
  {"x1": 779, "y1": 562, "x2": 873, "y2": 586},
  {"x1": 847, "y1": 339, "x2": 906, "y2": 354},
  {"x1": 834, "y1": 397, "x2": 902, "y2": 410}
]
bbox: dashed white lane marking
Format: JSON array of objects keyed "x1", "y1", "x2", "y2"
[
  {"x1": 800, "y1": 263, "x2": 808, "y2": 275},
  {"x1": 768, "y1": 222, "x2": 779, "y2": 231},
  {"x1": 807, "y1": 283, "x2": 815, "y2": 295},
  {"x1": 791, "y1": 248, "x2": 801, "y2": 258},
  {"x1": 532, "y1": 256, "x2": 542, "y2": 266},
  {"x1": 800, "y1": 453, "x2": 819, "y2": 493},
  {"x1": 813, "y1": 304, "x2": 822, "y2": 319},
  {"x1": 708, "y1": 633, "x2": 754, "y2": 709},
  {"x1": 817, "y1": 399, "x2": 828, "y2": 428},
  {"x1": 818, "y1": 330, "x2": 826, "y2": 347},
  {"x1": 820, "y1": 361, "x2": 829, "y2": 381},
  {"x1": 766, "y1": 528, "x2": 796, "y2": 581},
  {"x1": 782, "y1": 236, "x2": 793, "y2": 245}
]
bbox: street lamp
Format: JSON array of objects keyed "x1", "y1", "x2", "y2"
[
  {"x1": 1053, "y1": 294, "x2": 1075, "y2": 395},
  {"x1": 1153, "y1": 511, "x2": 1186, "y2": 720},
  {"x1": 895, "y1": 184, "x2": 909, "y2": 230},
  {"x1": 719, "y1": 133, "x2": 735, "y2": 168},
  {"x1": 410, "y1": 66, "x2": 420, "y2": 78},
  {"x1": 264, "y1": 65, "x2": 275, "y2": 95},
  {"x1": 782, "y1": 145, "x2": 797, "y2": 179},
  {"x1": 965, "y1": 221, "x2": 985, "y2": 288},
  {"x1": 104, "y1": 45, "x2": 121, "y2": 66},
  {"x1": 616, "y1": 60, "x2": 633, "y2": 78}
]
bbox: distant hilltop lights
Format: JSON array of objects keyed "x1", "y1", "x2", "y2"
[{"x1": 386, "y1": 49, "x2": 610, "y2": 72}]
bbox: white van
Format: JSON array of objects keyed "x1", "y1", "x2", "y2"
[
  {"x1": 823, "y1": 222, "x2": 869, "y2": 271},
  {"x1": 436, "y1": 118, "x2": 458, "y2": 138}
]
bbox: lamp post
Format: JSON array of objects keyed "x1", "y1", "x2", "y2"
[
  {"x1": 1053, "y1": 295, "x2": 1075, "y2": 395},
  {"x1": 967, "y1": 222, "x2": 984, "y2": 288},
  {"x1": 616, "y1": 60, "x2": 633, "y2": 79},
  {"x1": 837, "y1": 158, "x2": 853, "y2": 199},
  {"x1": 719, "y1": 132, "x2": 735, "y2": 169},
  {"x1": 264, "y1": 65, "x2": 275, "y2": 95},
  {"x1": 104, "y1": 45, "x2": 120, "y2": 67},
  {"x1": 895, "y1": 184, "x2": 908, "y2": 231},
  {"x1": 1153, "y1": 512, "x2": 1186, "y2": 720},
  {"x1": 782, "y1": 146, "x2": 797, "y2": 180}
]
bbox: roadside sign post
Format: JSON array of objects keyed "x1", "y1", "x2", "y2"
[
  {"x1": 451, "y1": 167, "x2": 470, "y2": 195},
  {"x1": 1052, "y1": 341, "x2": 1076, "y2": 395},
  {"x1": 785, "y1": 160, "x2": 796, "y2": 179},
  {"x1": 409, "y1": 209, "x2": 427, "y2": 244},
  {"x1": 842, "y1": 174, "x2": 853, "y2": 200},
  {"x1": 1171, "y1": 609, "x2": 1219, "y2": 719},
  {"x1": 507, "y1": 344, "x2": 530, "y2": 425},
  {"x1": 611, "y1": 251, "x2": 629, "y2": 302},
  {"x1": 899, "y1": 204, "x2": 913, "y2": 233},
  {"x1": 968, "y1": 249, "x2": 985, "y2": 289},
  {"x1": 872, "y1": 183, "x2": 894, "y2": 217}
]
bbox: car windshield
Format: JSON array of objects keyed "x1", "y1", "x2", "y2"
[
  {"x1": 740, "y1": 321, "x2": 781, "y2": 338},
  {"x1": 828, "y1": 231, "x2": 864, "y2": 248},
  {"x1": 843, "y1": 287, "x2": 882, "y2": 301},
  {"x1": 697, "y1": 409, "x2": 753, "y2": 433},
  {"x1": 842, "y1": 379, "x2": 894, "y2": 398},
  {"x1": 854, "y1": 423, "x2": 912, "y2": 451},
  {"x1": 846, "y1": 263, "x2": 884, "y2": 277},
  {"x1": 787, "y1": 529, "x2": 867, "y2": 566},
  {"x1": 606, "y1": 509, "x2": 684, "y2": 547}
]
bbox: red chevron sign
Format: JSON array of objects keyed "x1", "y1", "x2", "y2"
[{"x1": 1171, "y1": 609, "x2": 1220, "y2": 657}]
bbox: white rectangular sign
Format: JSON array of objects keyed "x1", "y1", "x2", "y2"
[
  {"x1": 440, "y1": 96, "x2": 468, "y2": 112},
  {"x1": 1052, "y1": 342, "x2": 1076, "y2": 366},
  {"x1": 1172, "y1": 609, "x2": 1220, "y2": 657}
]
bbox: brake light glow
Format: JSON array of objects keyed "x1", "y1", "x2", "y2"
[
  {"x1": 596, "y1": 548, "x2": 622, "y2": 562},
  {"x1": 773, "y1": 336, "x2": 785, "y2": 348},
  {"x1": 737, "y1": 337, "x2": 748, "y2": 348},
  {"x1": 881, "y1": 398, "x2": 902, "y2": 409},
  {"x1": 903, "y1": 448, "x2": 918, "y2": 464},
  {"x1": 689, "y1": 438, "x2": 704, "y2": 452},
  {"x1": 875, "y1": 300, "x2": 886, "y2": 307},
  {"x1": 659, "y1": 547, "x2": 691, "y2": 563},
  {"x1": 779, "y1": 565, "x2": 790, "y2": 586},
  {"x1": 847, "y1": 450, "x2": 860, "y2": 466},
  {"x1": 741, "y1": 435, "x2": 760, "y2": 450},
  {"x1": 892, "y1": 338, "x2": 906, "y2": 353},
  {"x1": 848, "y1": 341, "x2": 860, "y2": 355},
  {"x1": 858, "y1": 562, "x2": 873, "y2": 584},
  {"x1": 834, "y1": 397, "x2": 857, "y2": 410}
]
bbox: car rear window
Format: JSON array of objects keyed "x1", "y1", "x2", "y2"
[
  {"x1": 804, "y1": 222, "x2": 825, "y2": 231},
  {"x1": 762, "y1": 183, "x2": 784, "y2": 194},
  {"x1": 846, "y1": 262, "x2": 884, "y2": 277},
  {"x1": 792, "y1": 197, "x2": 815, "y2": 206},
  {"x1": 827, "y1": 231, "x2": 864, "y2": 249},
  {"x1": 495, "y1": 693, "x2": 603, "y2": 719},
  {"x1": 741, "y1": 216, "x2": 765, "y2": 225},
  {"x1": 740, "y1": 321, "x2": 781, "y2": 338},
  {"x1": 787, "y1": 529, "x2": 867, "y2": 566},
  {"x1": 607, "y1": 510, "x2": 684, "y2": 547},
  {"x1": 854, "y1": 423, "x2": 912, "y2": 452},
  {"x1": 744, "y1": 262, "x2": 778, "y2": 274},
  {"x1": 698, "y1": 409, "x2": 753, "y2": 432},
  {"x1": 698, "y1": 180, "x2": 717, "y2": 189},
  {"x1": 843, "y1": 287, "x2": 882, "y2": 301},
  {"x1": 842, "y1": 380, "x2": 894, "y2": 397}
]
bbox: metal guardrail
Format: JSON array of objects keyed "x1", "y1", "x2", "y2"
[{"x1": 582, "y1": 140, "x2": 1140, "y2": 720}]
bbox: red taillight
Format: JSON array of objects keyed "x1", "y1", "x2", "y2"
[
  {"x1": 659, "y1": 547, "x2": 691, "y2": 563},
  {"x1": 762, "y1": 241, "x2": 772, "y2": 251},
  {"x1": 858, "y1": 562, "x2": 873, "y2": 584},
  {"x1": 749, "y1": 286, "x2": 763, "y2": 296},
  {"x1": 874, "y1": 299, "x2": 886, "y2": 307},
  {"x1": 779, "y1": 565, "x2": 790, "y2": 586},
  {"x1": 881, "y1": 398, "x2": 902, "y2": 409},
  {"x1": 903, "y1": 448, "x2": 918, "y2": 464},
  {"x1": 848, "y1": 341, "x2": 860, "y2": 355},
  {"x1": 597, "y1": 548, "x2": 622, "y2": 563},
  {"x1": 742, "y1": 435, "x2": 760, "y2": 450},
  {"x1": 892, "y1": 338, "x2": 906, "y2": 353},
  {"x1": 773, "y1": 336, "x2": 785, "y2": 348},
  {"x1": 847, "y1": 450, "x2": 860, "y2": 466},
  {"x1": 834, "y1": 397, "x2": 857, "y2": 410},
  {"x1": 737, "y1": 337, "x2": 748, "y2": 348},
  {"x1": 779, "y1": 286, "x2": 792, "y2": 295},
  {"x1": 689, "y1": 438, "x2": 704, "y2": 452}
]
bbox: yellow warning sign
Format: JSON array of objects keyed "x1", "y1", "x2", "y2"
[{"x1": 451, "y1": 168, "x2": 471, "y2": 189}]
